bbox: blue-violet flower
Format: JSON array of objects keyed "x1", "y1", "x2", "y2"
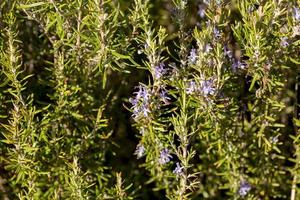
[
  {"x1": 159, "y1": 148, "x2": 172, "y2": 164},
  {"x1": 186, "y1": 80, "x2": 216, "y2": 96},
  {"x1": 130, "y1": 84, "x2": 151, "y2": 120},
  {"x1": 154, "y1": 63, "x2": 167, "y2": 80},
  {"x1": 232, "y1": 60, "x2": 247, "y2": 71},
  {"x1": 186, "y1": 81, "x2": 198, "y2": 94},
  {"x1": 160, "y1": 88, "x2": 171, "y2": 104},
  {"x1": 213, "y1": 27, "x2": 221, "y2": 39},
  {"x1": 224, "y1": 45, "x2": 233, "y2": 59},
  {"x1": 238, "y1": 181, "x2": 251, "y2": 197},
  {"x1": 173, "y1": 162, "x2": 184, "y2": 176},
  {"x1": 204, "y1": 43, "x2": 212, "y2": 53},
  {"x1": 198, "y1": 5, "x2": 206, "y2": 18},
  {"x1": 134, "y1": 144, "x2": 145, "y2": 159},
  {"x1": 293, "y1": 6, "x2": 300, "y2": 21},
  {"x1": 201, "y1": 80, "x2": 216, "y2": 96},
  {"x1": 188, "y1": 48, "x2": 197, "y2": 64}
]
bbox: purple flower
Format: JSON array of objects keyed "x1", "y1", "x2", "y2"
[
  {"x1": 132, "y1": 106, "x2": 140, "y2": 117},
  {"x1": 159, "y1": 148, "x2": 172, "y2": 164},
  {"x1": 224, "y1": 45, "x2": 233, "y2": 59},
  {"x1": 140, "y1": 104, "x2": 150, "y2": 118},
  {"x1": 188, "y1": 48, "x2": 197, "y2": 64},
  {"x1": 134, "y1": 144, "x2": 145, "y2": 159},
  {"x1": 186, "y1": 80, "x2": 216, "y2": 96},
  {"x1": 201, "y1": 80, "x2": 216, "y2": 96},
  {"x1": 160, "y1": 89, "x2": 171, "y2": 104},
  {"x1": 204, "y1": 43, "x2": 212, "y2": 53},
  {"x1": 232, "y1": 60, "x2": 247, "y2": 71},
  {"x1": 238, "y1": 181, "x2": 251, "y2": 197},
  {"x1": 129, "y1": 97, "x2": 138, "y2": 107},
  {"x1": 154, "y1": 63, "x2": 167, "y2": 80},
  {"x1": 144, "y1": 43, "x2": 149, "y2": 50},
  {"x1": 130, "y1": 84, "x2": 151, "y2": 120},
  {"x1": 186, "y1": 81, "x2": 198, "y2": 94},
  {"x1": 134, "y1": 84, "x2": 150, "y2": 102},
  {"x1": 293, "y1": 7, "x2": 300, "y2": 21},
  {"x1": 198, "y1": 5, "x2": 206, "y2": 18},
  {"x1": 213, "y1": 27, "x2": 221, "y2": 39},
  {"x1": 173, "y1": 162, "x2": 184, "y2": 176},
  {"x1": 280, "y1": 37, "x2": 289, "y2": 48}
]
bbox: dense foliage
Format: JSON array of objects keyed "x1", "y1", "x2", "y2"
[{"x1": 0, "y1": 0, "x2": 300, "y2": 199}]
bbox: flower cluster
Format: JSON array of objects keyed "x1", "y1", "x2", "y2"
[
  {"x1": 158, "y1": 148, "x2": 172, "y2": 164},
  {"x1": 186, "y1": 81, "x2": 198, "y2": 94},
  {"x1": 213, "y1": 27, "x2": 221, "y2": 39},
  {"x1": 232, "y1": 60, "x2": 247, "y2": 71},
  {"x1": 224, "y1": 45, "x2": 233, "y2": 59},
  {"x1": 238, "y1": 181, "x2": 251, "y2": 197},
  {"x1": 129, "y1": 84, "x2": 151, "y2": 121},
  {"x1": 223, "y1": 45, "x2": 248, "y2": 71},
  {"x1": 188, "y1": 48, "x2": 197, "y2": 64},
  {"x1": 204, "y1": 43, "x2": 212, "y2": 54},
  {"x1": 201, "y1": 79, "x2": 216, "y2": 96},
  {"x1": 173, "y1": 162, "x2": 184, "y2": 177},
  {"x1": 198, "y1": 4, "x2": 206, "y2": 18},
  {"x1": 293, "y1": 6, "x2": 300, "y2": 21},
  {"x1": 154, "y1": 63, "x2": 168, "y2": 80},
  {"x1": 159, "y1": 88, "x2": 171, "y2": 104},
  {"x1": 134, "y1": 143, "x2": 146, "y2": 159},
  {"x1": 186, "y1": 79, "x2": 216, "y2": 97}
]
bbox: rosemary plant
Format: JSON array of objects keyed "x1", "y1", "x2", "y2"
[{"x1": 0, "y1": 0, "x2": 299, "y2": 199}]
